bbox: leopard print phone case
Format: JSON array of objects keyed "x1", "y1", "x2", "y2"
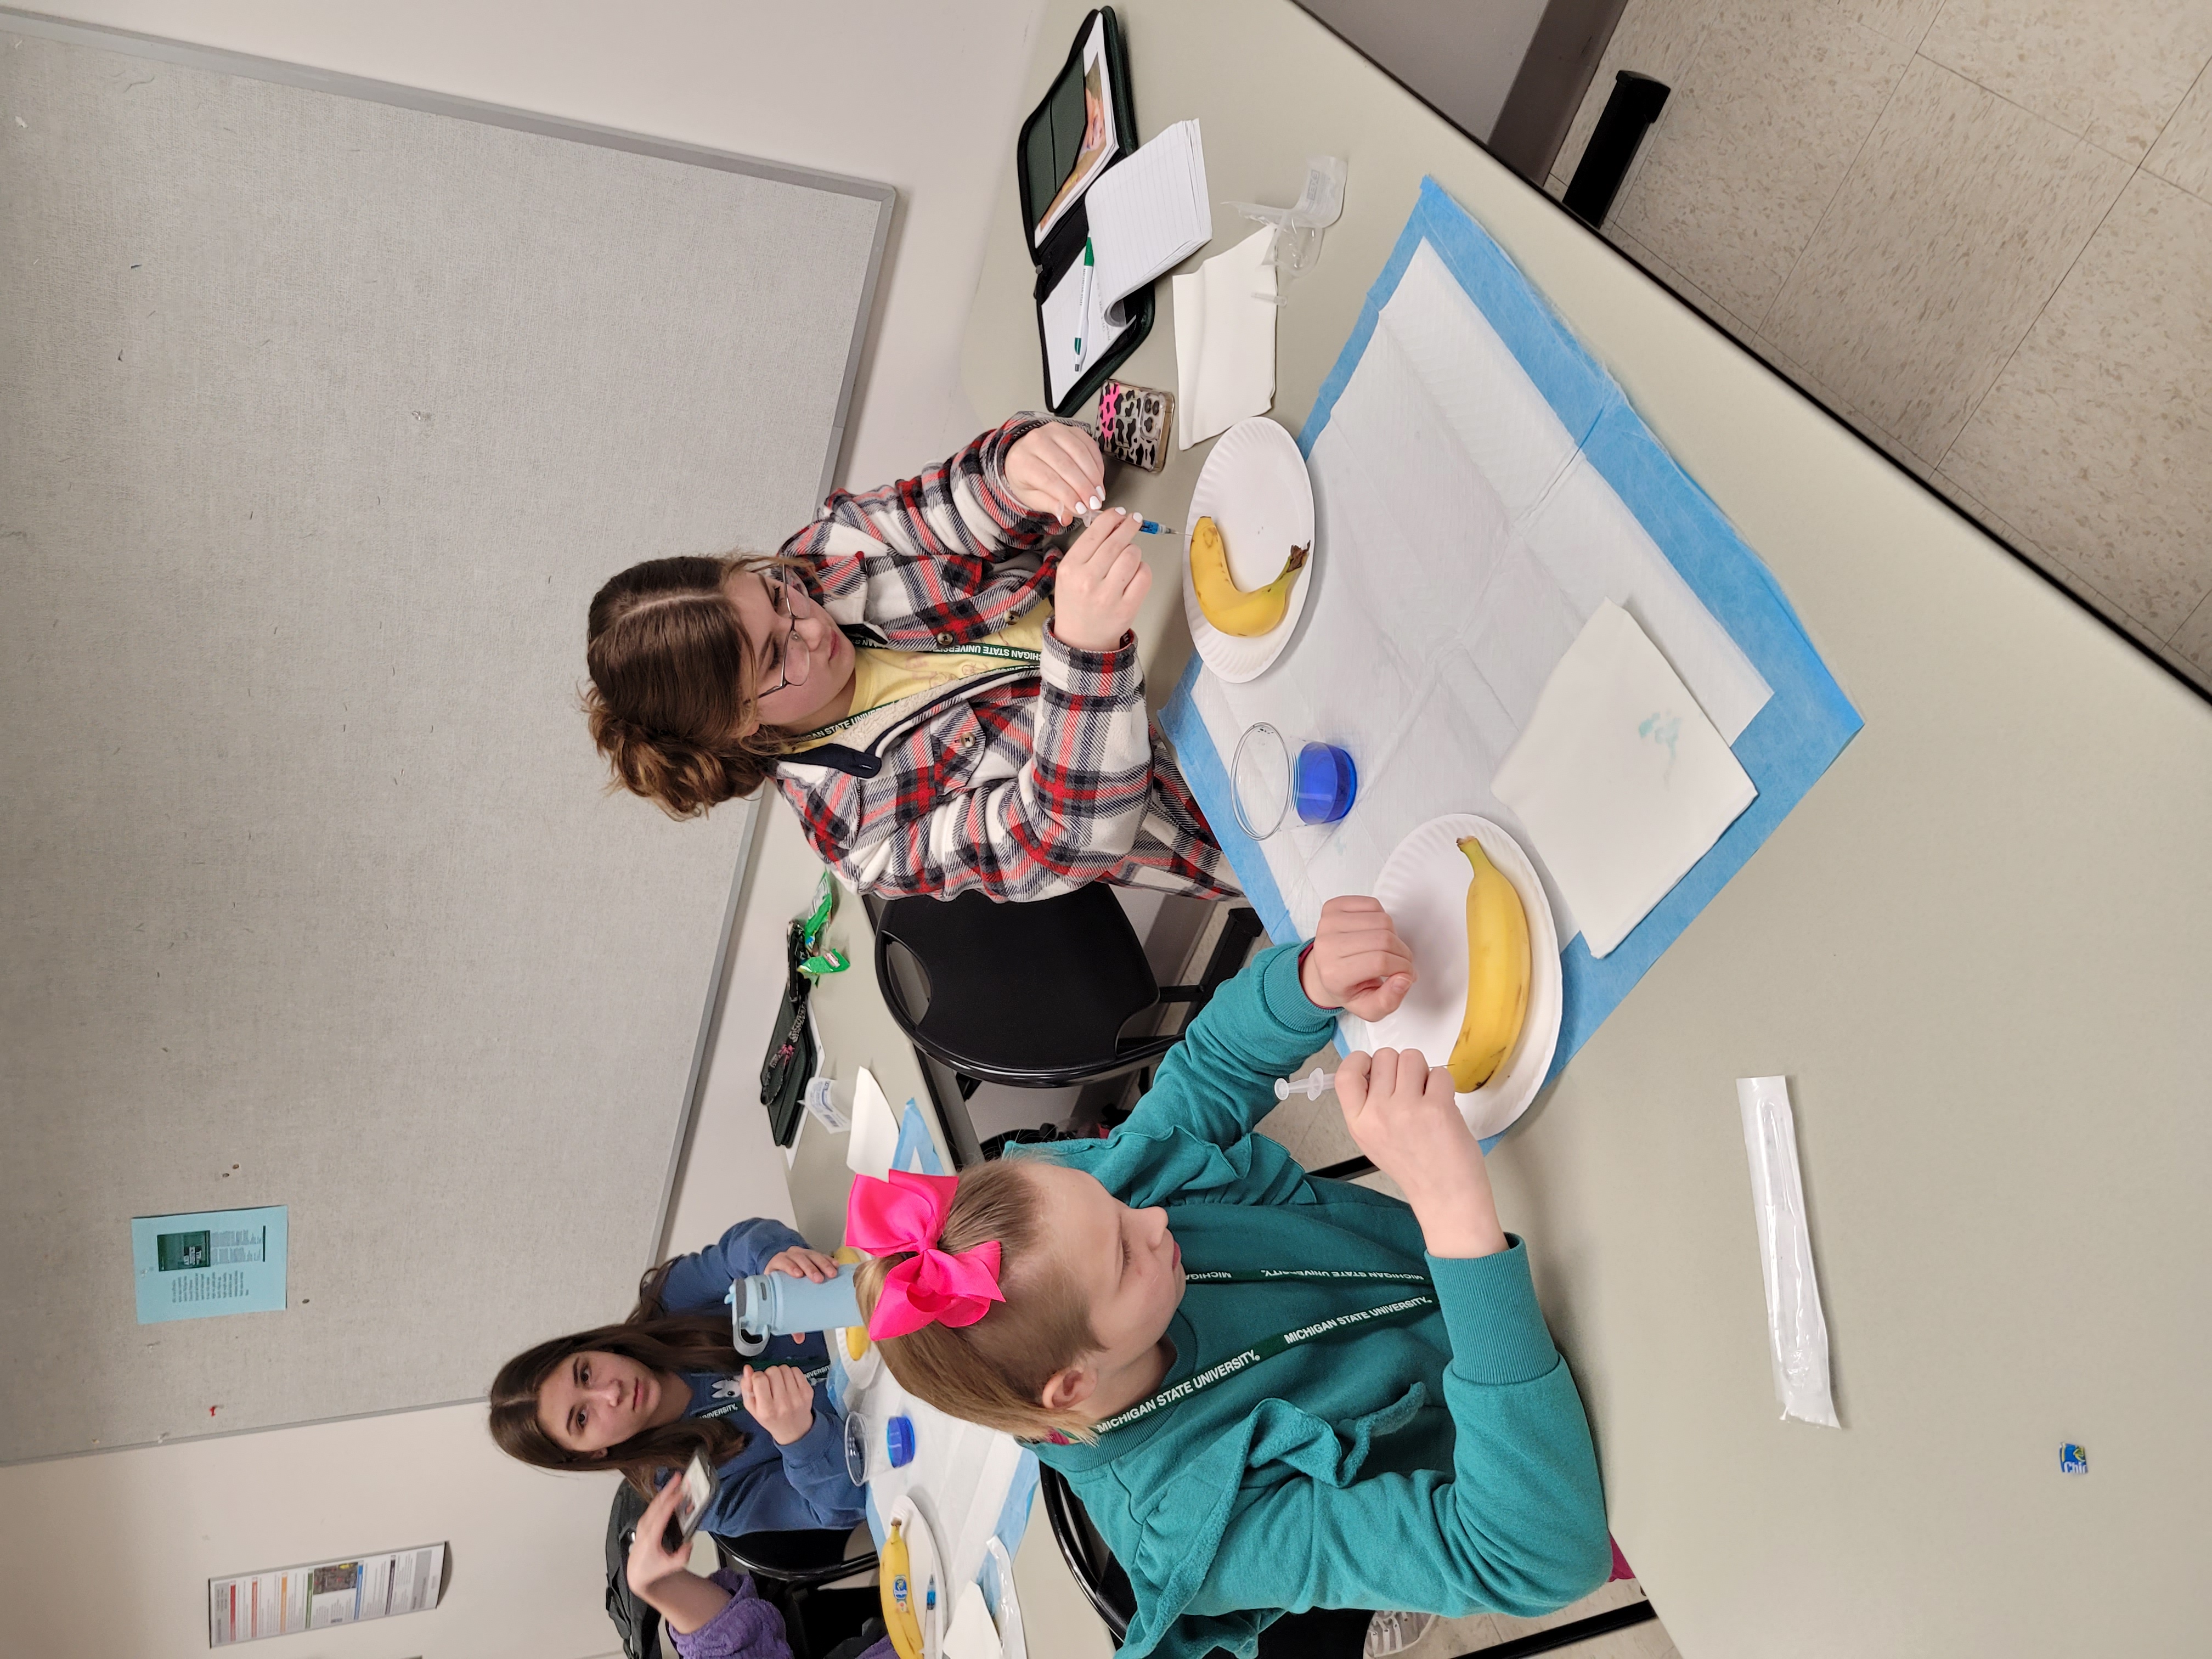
[{"x1": 1097, "y1": 380, "x2": 1172, "y2": 472}]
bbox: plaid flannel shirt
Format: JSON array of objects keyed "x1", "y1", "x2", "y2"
[{"x1": 770, "y1": 416, "x2": 1237, "y2": 902}]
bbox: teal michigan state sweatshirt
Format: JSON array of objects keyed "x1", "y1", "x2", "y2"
[{"x1": 1018, "y1": 943, "x2": 1610, "y2": 1659}]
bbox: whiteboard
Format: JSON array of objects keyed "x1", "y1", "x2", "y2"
[{"x1": 0, "y1": 12, "x2": 889, "y2": 1462}]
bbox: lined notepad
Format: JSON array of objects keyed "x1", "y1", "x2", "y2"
[
  {"x1": 1042, "y1": 119, "x2": 1211, "y2": 403},
  {"x1": 1086, "y1": 119, "x2": 1211, "y2": 309}
]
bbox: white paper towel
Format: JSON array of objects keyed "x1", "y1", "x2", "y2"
[
  {"x1": 944, "y1": 1584, "x2": 1003, "y2": 1659},
  {"x1": 1173, "y1": 227, "x2": 1276, "y2": 447},
  {"x1": 1493, "y1": 601, "x2": 1756, "y2": 957},
  {"x1": 844, "y1": 1066, "x2": 900, "y2": 1181}
]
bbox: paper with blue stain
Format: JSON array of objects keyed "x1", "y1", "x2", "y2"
[
  {"x1": 1163, "y1": 178, "x2": 1859, "y2": 1101},
  {"x1": 1493, "y1": 599, "x2": 1758, "y2": 959},
  {"x1": 132, "y1": 1205, "x2": 287, "y2": 1324}
]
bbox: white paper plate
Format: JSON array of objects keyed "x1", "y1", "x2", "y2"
[
  {"x1": 1181, "y1": 417, "x2": 1316, "y2": 684},
  {"x1": 885, "y1": 1494, "x2": 948, "y2": 1659},
  {"x1": 1348, "y1": 815, "x2": 1562, "y2": 1141},
  {"x1": 833, "y1": 1328, "x2": 883, "y2": 1392}
]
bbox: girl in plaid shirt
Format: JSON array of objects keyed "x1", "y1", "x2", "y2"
[{"x1": 584, "y1": 415, "x2": 1238, "y2": 902}]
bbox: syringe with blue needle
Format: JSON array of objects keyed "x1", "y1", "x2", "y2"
[{"x1": 1074, "y1": 501, "x2": 1177, "y2": 538}]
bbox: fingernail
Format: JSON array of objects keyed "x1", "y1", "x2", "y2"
[{"x1": 1090, "y1": 493, "x2": 1101, "y2": 509}]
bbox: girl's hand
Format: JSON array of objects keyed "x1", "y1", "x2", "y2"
[
  {"x1": 625, "y1": 1475, "x2": 697, "y2": 1599},
  {"x1": 1299, "y1": 896, "x2": 1416, "y2": 1020},
  {"x1": 741, "y1": 1364, "x2": 818, "y2": 1446},
  {"x1": 1006, "y1": 423, "x2": 1106, "y2": 524},
  {"x1": 625, "y1": 1476, "x2": 736, "y2": 1634},
  {"x1": 1335, "y1": 1048, "x2": 1508, "y2": 1259},
  {"x1": 761, "y1": 1246, "x2": 838, "y2": 1284},
  {"x1": 1052, "y1": 509, "x2": 1149, "y2": 652}
]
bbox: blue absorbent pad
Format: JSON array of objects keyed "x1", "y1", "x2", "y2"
[{"x1": 1163, "y1": 178, "x2": 1860, "y2": 1099}]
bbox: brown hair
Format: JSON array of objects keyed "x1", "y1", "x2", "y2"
[
  {"x1": 855, "y1": 1159, "x2": 1103, "y2": 1442},
  {"x1": 582, "y1": 553, "x2": 800, "y2": 819},
  {"x1": 487, "y1": 1255, "x2": 751, "y2": 1497}
]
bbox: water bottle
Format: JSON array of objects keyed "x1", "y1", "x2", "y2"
[{"x1": 729, "y1": 1263, "x2": 863, "y2": 1356}]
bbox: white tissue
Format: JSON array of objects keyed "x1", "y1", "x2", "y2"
[
  {"x1": 1173, "y1": 227, "x2": 1277, "y2": 447},
  {"x1": 944, "y1": 1583, "x2": 1003, "y2": 1659},
  {"x1": 844, "y1": 1066, "x2": 900, "y2": 1181}
]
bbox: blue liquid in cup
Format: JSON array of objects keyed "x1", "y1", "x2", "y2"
[{"x1": 1294, "y1": 743, "x2": 1357, "y2": 825}]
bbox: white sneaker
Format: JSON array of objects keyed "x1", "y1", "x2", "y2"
[{"x1": 1363, "y1": 1610, "x2": 1437, "y2": 1657}]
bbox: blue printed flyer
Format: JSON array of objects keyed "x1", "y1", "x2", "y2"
[{"x1": 132, "y1": 1205, "x2": 287, "y2": 1324}]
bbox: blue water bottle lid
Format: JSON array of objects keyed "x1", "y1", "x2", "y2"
[{"x1": 885, "y1": 1414, "x2": 916, "y2": 1468}]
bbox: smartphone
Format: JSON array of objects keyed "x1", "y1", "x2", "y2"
[{"x1": 662, "y1": 1451, "x2": 720, "y2": 1553}]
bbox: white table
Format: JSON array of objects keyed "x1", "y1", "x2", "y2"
[{"x1": 960, "y1": 4, "x2": 2212, "y2": 1655}]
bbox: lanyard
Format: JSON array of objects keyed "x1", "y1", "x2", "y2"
[
  {"x1": 784, "y1": 633, "x2": 1042, "y2": 747},
  {"x1": 1091, "y1": 1269, "x2": 1436, "y2": 1437}
]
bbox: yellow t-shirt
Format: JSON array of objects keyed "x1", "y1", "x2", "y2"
[{"x1": 783, "y1": 605, "x2": 1051, "y2": 752}]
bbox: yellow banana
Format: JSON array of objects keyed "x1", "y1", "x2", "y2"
[
  {"x1": 833, "y1": 1246, "x2": 871, "y2": 1362},
  {"x1": 879, "y1": 1520, "x2": 925, "y2": 1659},
  {"x1": 1190, "y1": 516, "x2": 1309, "y2": 637},
  {"x1": 1447, "y1": 837, "x2": 1532, "y2": 1091}
]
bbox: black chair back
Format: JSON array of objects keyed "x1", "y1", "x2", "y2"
[
  {"x1": 874, "y1": 886, "x2": 1183, "y2": 1090},
  {"x1": 603, "y1": 1485, "x2": 661, "y2": 1659},
  {"x1": 713, "y1": 1527, "x2": 879, "y2": 1659},
  {"x1": 1039, "y1": 1463, "x2": 1138, "y2": 1642}
]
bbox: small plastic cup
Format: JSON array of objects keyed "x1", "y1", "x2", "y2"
[
  {"x1": 1232, "y1": 723, "x2": 1356, "y2": 839},
  {"x1": 1293, "y1": 742, "x2": 1357, "y2": 825},
  {"x1": 843, "y1": 1412, "x2": 871, "y2": 1486}
]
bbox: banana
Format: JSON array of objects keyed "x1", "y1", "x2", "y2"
[
  {"x1": 833, "y1": 1248, "x2": 872, "y2": 1364},
  {"x1": 879, "y1": 1519, "x2": 926, "y2": 1659},
  {"x1": 1190, "y1": 516, "x2": 1309, "y2": 637},
  {"x1": 1447, "y1": 837, "x2": 1532, "y2": 1091}
]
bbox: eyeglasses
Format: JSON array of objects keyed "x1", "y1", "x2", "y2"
[{"x1": 758, "y1": 568, "x2": 811, "y2": 697}]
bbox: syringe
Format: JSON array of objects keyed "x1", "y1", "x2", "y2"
[
  {"x1": 1273, "y1": 1068, "x2": 1338, "y2": 1102},
  {"x1": 1075, "y1": 503, "x2": 1178, "y2": 537}
]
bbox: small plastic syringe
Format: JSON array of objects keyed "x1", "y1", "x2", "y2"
[
  {"x1": 1075, "y1": 503, "x2": 1177, "y2": 537},
  {"x1": 1273, "y1": 1068, "x2": 1338, "y2": 1102}
]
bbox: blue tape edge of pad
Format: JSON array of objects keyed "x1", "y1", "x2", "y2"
[{"x1": 1165, "y1": 176, "x2": 1863, "y2": 1108}]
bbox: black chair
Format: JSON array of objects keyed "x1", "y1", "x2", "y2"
[
  {"x1": 713, "y1": 1527, "x2": 879, "y2": 1659},
  {"x1": 874, "y1": 889, "x2": 1262, "y2": 1093},
  {"x1": 1039, "y1": 1464, "x2": 1137, "y2": 1642},
  {"x1": 1042, "y1": 1465, "x2": 1369, "y2": 1656},
  {"x1": 1041, "y1": 1464, "x2": 1656, "y2": 1658}
]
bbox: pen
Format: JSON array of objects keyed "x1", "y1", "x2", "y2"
[{"x1": 1073, "y1": 236, "x2": 1096, "y2": 368}]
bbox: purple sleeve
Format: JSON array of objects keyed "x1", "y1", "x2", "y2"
[
  {"x1": 668, "y1": 1571, "x2": 789, "y2": 1659},
  {"x1": 669, "y1": 1572, "x2": 895, "y2": 1659}
]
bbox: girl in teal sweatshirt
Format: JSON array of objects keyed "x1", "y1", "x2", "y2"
[{"x1": 848, "y1": 898, "x2": 1610, "y2": 1659}]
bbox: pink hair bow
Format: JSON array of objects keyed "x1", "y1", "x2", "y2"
[{"x1": 845, "y1": 1170, "x2": 1005, "y2": 1339}]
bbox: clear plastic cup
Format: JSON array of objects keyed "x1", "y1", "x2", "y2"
[
  {"x1": 1232, "y1": 723, "x2": 1357, "y2": 839},
  {"x1": 843, "y1": 1411, "x2": 871, "y2": 1486}
]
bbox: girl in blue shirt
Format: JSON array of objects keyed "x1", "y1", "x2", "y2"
[{"x1": 490, "y1": 1218, "x2": 866, "y2": 1538}]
